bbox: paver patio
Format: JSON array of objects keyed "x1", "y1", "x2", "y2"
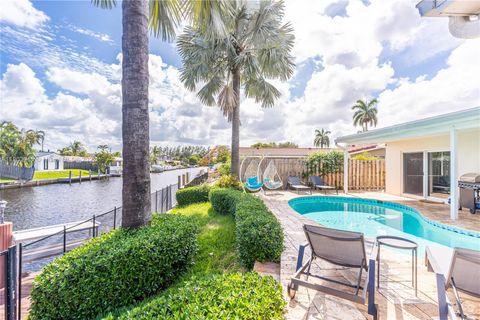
[{"x1": 260, "y1": 191, "x2": 480, "y2": 320}]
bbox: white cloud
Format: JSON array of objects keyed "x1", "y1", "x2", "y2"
[
  {"x1": 0, "y1": 0, "x2": 49, "y2": 29},
  {"x1": 70, "y1": 25, "x2": 114, "y2": 44}
]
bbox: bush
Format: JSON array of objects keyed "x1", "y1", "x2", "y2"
[
  {"x1": 102, "y1": 272, "x2": 285, "y2": 320},
  {"x1": 209, "y1": 188, "x2": 283, "y2": 269},
  {"x1": 209, "y1": 188, "x2": 242, "y2": 215},
  {"x1": 214, "y1": 174, "x2": 242, "y2": 190},
  {"x1": 217, "y1": 163, "x2": 231, "y2": 176},
  {"x1": 29, "y1": 214, "x2": 198, "y2": 320},
  {"x1": 176, "y1": 184, "x2": 210, "y2": 206}
]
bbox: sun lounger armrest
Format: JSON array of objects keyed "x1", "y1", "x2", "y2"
[
  {"x1": 425, "y1": 247, "x2": 452, "y2": 320},
  {"x1": 366, "y1": 242, "x2": 378, "y2": 319},
  {"x1": 296, "y1": 242, "x2": 310, "y2": 272}
]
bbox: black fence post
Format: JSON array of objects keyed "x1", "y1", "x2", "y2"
[
  {"x1": 155, "y1": 190, "x2": 158, "y2": 213},
  {"x1": 113, "y1": 206, "x2": 117, "y2": 230},
  {"x1": 18, "y1": 243, "x2": 23, "y2": 320},
  {"x1": 63, "y1": 226, "x2": 67, "y2": 253},
  {"x1": 92, "y1": 215, "x2": 96, "y2": 238},
  {"x1": 5, "y1": 245, "x2": 17, "y2": 320}
]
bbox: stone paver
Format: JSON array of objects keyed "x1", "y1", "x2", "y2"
[{"x1": 260, "y1": 191, "x2": 480, "y2": 320}]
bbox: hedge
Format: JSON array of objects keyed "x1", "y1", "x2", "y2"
[
  {"x1": 176, "y1": 184, "x2": 211, "y2": 206},
  {"x1": 29, "y1": 214, "x2": 198, "y2": 320},
  {"x1": 102, "y1": 272, "x2": 285, "y2": 320},
  {"x1": 209, "y1": 188, "x2": 283, "y2": 269}
]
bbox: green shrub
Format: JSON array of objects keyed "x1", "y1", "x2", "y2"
[
  {"x1": 215, "y1": 174, "x2": 242, "y2": 190},
  {"x1": 217, "y1": 162, "x2": 231, "y2": 176},
  {"x1": 209, "y1": 188, "x2": 283, "y2": 269},
  {"x1": 29, "y1": 214, "x2": 198, "y2": 320},
  {"x1": 209, "y1": 188, "x2": 242, "y2": 215},
  {"x1": 102, "y1": 272, "x2": 285, "y2": 320},
  {"x1": 176, "y1": 184, "x2": 210, "y2": 206}
]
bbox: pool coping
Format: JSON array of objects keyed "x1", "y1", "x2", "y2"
[{"x1": 288, "y1": 196, "x2": 480, "y2": 239}]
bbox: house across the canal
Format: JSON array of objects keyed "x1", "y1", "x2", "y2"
[{"x1": 34, "y1": 151, "x2": 64, "y2": 171}]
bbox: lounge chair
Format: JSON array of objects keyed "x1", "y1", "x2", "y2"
[
  {"x1": 425, "y1": 245, "x2": 480, "y2": 320},
  {"x1": 287, "y1": 176, "x2": 311, "y2": 194},
  {"x1": 288, "y1": 224, "x2": 378, "y2": 319},
  {"x1": 309, "y1": 175, "x2": 338, "y2": 194},
  {"x1": 245, "y1": 176, "x2": 263, "y2": 192}
]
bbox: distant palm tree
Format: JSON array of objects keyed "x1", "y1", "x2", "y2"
[
  {"x1": 314, "y1": 129, "x2": 331, "y2": 148},
  {"x1": 352, "y1": 99, "x2": 378, "y2": 132},
  {"x1": 69, "y1": 141, "x2": 85, "y2": 155},
  {"x1": 38, "y1": 130, "x2": 45, "y2": 152},
  {"x1": 177, "y1": 0, "x2": 295, "y2": 176},
  {"x1": 150, "y1": 146, "x2": 162, "y2": 165},
  {"x1": 92, "y1": 0, "x2": 232, "y2": 228}
]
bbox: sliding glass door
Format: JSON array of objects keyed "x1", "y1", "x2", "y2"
[
  {"x1": 428, "y1": 151, "x2": 450, "y2": 199},
  {"x1": 403, "y1": 152, "x2": 424, "y2": 196}
]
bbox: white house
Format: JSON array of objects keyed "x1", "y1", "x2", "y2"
[
  {"x1": 336, "y1": 107, "x2": 480, "y2": 220},
  {"x1": 34, "y1": 151, "x2": 64, "y2": 172}
]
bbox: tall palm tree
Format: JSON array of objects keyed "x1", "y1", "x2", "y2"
[
  {"x1": 178, "y1": 0, "x2": 295, "y2": 176},
  {"x1": 38, "y1": 130, "x2": 45, "y2": 152},
  {"x1": 69, "y1": 141, "x2": 85, "y2": 156},
  {"x1": 314, "y1": 128, "x2": 331, "y2": 148},
  {"x1": 92, "y1": 0, "x2": 231, "y2": 228},
  {"x1": 150, "y1": 146, "x2": 162, "y2": 165},
  {"x1": 351, "y1": 99, "x2": 378, "y2": 132}
]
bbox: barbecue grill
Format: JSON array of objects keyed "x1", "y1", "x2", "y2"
[{"x1": 458, "y1": 173, "x2": 480, "y2": 214}]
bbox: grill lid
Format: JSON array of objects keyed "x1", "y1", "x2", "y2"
[{"x1": 459, "y1": 173, "x2": 480, "y2": 183}]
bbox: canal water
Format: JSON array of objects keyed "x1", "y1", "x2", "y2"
[{"x1": 2, "y1": 167, "x2": 207, "y2": 231}]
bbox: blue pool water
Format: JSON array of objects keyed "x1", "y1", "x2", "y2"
[{"x1": 289, "y1": 197, "x2": 480, "y2": 252}]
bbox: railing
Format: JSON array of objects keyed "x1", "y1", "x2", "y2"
[
  {"x1": 11, "y1": 183, "x2": 179, "y2": 320},
  {"x1": 0, "y1": 246, "x2": 17, "y2": 320}
]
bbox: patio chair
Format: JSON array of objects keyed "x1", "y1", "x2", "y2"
[
  {"x1": 288, "y1": 225, "x2": 378, "y2": 320},
  {"x1": 425, "y1": 245, "x2": 480, "y2": 320},
  {"x1": 287, "y1": 176, "x2": 311, "y2": 194},
  {"x1": 309, "y1": 175, "x2": 338, "y2": 195}
]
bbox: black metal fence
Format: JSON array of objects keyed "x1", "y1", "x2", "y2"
[
  {"x1": 0, "y1": 161, "x2": 34, "y2": 181},
  {"x1": 0, "y1": 183, "x2": 180, "y2": 320}
]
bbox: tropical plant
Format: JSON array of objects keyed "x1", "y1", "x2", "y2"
[
  {"x1": 150, "y1": 146, "x2": 162, "y2": 165},
  {"x1": 92, "y1": 0, "x2": 231, "y2": 228},
  {"x1": 0, "y1": 121, "x2": 42, "y2": 168},
  {"x1": 215, "y1": 174, "x2": 242, "y2": 190},
  {"x1": 305, "y1": 150, "x2": 344, "y2": 178},
  {"x1": 251, "y1": 141, "x2": 298, "y2": 148},
  {"x1": 352, "y1": 99, "x2": 378, "y2": 132},
  {"x1": 94, "y1": 145, "x2": 114, "y2": 174},
  {"x1": 314, "y1": 128, "x2": 331, "y2": 148},
  {"x1": 37, "y1": 130, "x2": 45, "y2": 152},
  {"x1": 177, "y1": 0, "x2": 295, "y2": 176},
  {"x1": 352, "y1": 152, "x2": 381, "y2": 161}
]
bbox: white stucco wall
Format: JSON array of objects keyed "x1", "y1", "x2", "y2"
[
  {"x1": 34, "y1": 154, "x2": 64, "y2": 171},
  {"x1": 385, "y1": 128, "x2": 480, "y2": 196}
]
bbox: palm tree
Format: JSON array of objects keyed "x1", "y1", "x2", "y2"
[
  {"x1": 37, "y1": 130, "x2": 45, "y2": 152},
  {"x1": 314, "y1": 128, "x2": 331, "y2": 148},
  {"x1": 69, "y1": 141, "x2": 85, "y2": 156},
  {"x1": 177, "y1": 0, "x2": 295, "y2": 176},
  {"x1": 92, "y1": 0, "x2": 231, "y2": 228},
  {"x1": 352, "y1": 99, "x2": 378, "y2": 132},
  {"x1": 150, "y1": 146, "x2": 162, "y2": 165}
]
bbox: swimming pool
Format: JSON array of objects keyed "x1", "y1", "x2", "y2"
[{"x1": 289, "y1": 196, "x2": 480, "y2": 252}]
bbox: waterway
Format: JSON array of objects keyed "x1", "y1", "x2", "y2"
[{"x1": 1, "y1": 167, "x2": 207, "y2": 231}]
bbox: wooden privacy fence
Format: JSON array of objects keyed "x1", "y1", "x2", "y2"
[
  {"x1": 0, "y1": 160, "x2": 35, "y2": 181},
  {"x1": 240, "y1": 157, "x2": 385, "y2": 191}
]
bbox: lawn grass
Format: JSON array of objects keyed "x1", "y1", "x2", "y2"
[
  {"x1": 170, "y1": 202, "x2": 242, "y2": 278},
  {"x1": 0, "y1": 178, "x2": 15, "y2": 183},
  {"x1": 33, "y1": 169, "x2": 95, "y2": 180}
]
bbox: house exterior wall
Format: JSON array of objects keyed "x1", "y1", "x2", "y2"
[
  {"x1": 385, "y1": 129, "x2": 480, "y2": 196},
  {"x1": 34, "y1": 154, "x2": 64, "y2": 172}
]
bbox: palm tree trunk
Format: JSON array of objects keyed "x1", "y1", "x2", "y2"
[
  {"x1": 231, "y1": 67, "x2": 241, "y2": 177},
  {"x1": 121, "y1": 0, "x2": 151, "y2": 228}
]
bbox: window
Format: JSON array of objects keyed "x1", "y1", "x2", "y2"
[
  {"x1": 55, "y1": 159, "x2": 60, "y2": 169},
  {"x1": 428, "y1": 151, "x2": 450, "y2": 198},
  {"x1": 43, "y1": 159, "x2": 48, "y2": 170}
]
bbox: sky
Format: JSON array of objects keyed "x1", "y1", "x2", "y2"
[{"x1": 0, "y1": 0, "x2": 479, "y2": 152}]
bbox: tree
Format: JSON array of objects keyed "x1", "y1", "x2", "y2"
[
  {"x1": 0, "y1": 122, "x2": 42, "y2": 168},
  {"x1": 314, "y1": 128, "x2": 331, "y2": 148},
  {"x1": 38, "y1": 130, "x2": 45, "y2": 152},
  {"x1": 352, "y1": 99, "x2": 378, "y2": 132},
  {"x1": 251, "y1": 141, "x2": 298, "y2": 148},
  {"x1": 92, "y1": 0, "x2": 230, "y2": 228},
  {"x1": 150, "y1": 146, "x2": 162, "y2": 165},
  {"x1": 94, "y1": 145, "x2": 114, "y2": 174},
  {"x1": 278, "y1": 141, "x2": 298, "y2": 148},
  {"x1": 178, "y1": 0, "x2": 295, "y2": 176}
]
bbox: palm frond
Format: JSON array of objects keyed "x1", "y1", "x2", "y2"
[
  {"x1": 217, "y1": 83, "x2": 238, "y2": 121},
  {"x1": 91, "y1": 0, "x2": 116, "y2": 9},
  {"x1": 244, "y1": 77, "x2": 281, "y2": 108},
  {"x1": 149, "y1": 0, "x2": 182, "y2": 41},
  {"x1": 183, "y1": 0, "x2": 235, "y2": 39},
  {"x1": 197, "y1": 76, "x2": 224, "y2": 106}
]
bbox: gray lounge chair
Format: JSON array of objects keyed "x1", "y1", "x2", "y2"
[
  {"x1": 309, "y1": 175, "x2": 338, "y2": 194},
  {"x1": 288, "y1": 224, "x2": 378, "y2": 319},
  {"x1": 426, "y1": 245, "x2": 480, "y2": 320},
  {"x1": 287, "y1": 176, "x2": 311, "y2": 194}
]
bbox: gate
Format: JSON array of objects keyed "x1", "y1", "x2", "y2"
[{"x1": 0, "y1": 246, "x2": 17, "y2": 320}]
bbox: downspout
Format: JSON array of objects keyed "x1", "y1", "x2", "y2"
[{"x1": 335, "y1": 142, "x2": 349, "y2": 194}]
